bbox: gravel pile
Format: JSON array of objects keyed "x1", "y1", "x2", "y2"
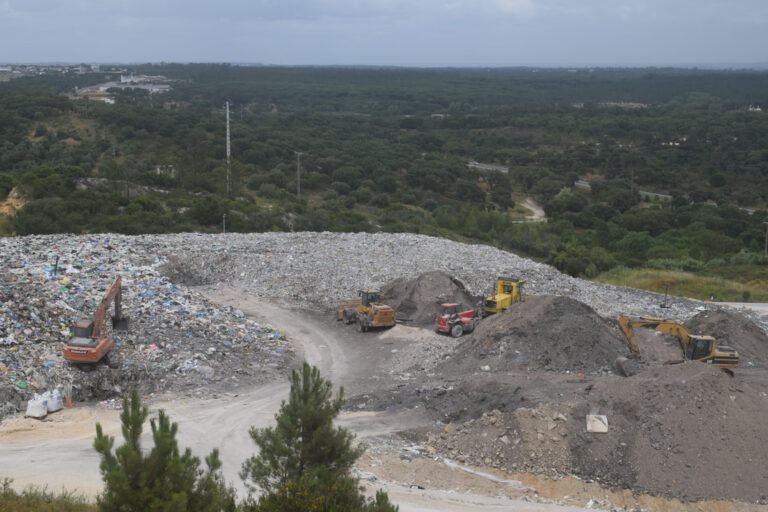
[
  {"x1": 381, "y1": 270, "x2": 480, "y2": 327},
  {"x1": 442, "y1": 296, "x2": 626, "y2": 374}
]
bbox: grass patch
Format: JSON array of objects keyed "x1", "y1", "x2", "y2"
[
  {"x1": 594, "y1": 268, "x2": 768, "y2": 302},
  {"x1": 0, "y1": 478, "x2": 95, "y2": 511}
]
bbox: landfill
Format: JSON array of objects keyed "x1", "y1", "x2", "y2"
[
  {"x1": 2, "y1": 231, "x2": 766, "y2": 424},
  {"x1": 1, "y1": 234, "x2": 293, "y2": 421}
]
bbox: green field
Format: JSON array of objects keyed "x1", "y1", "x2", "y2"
[{"x1": 594, "y1": 267, "x2": 768, "y2": 302}]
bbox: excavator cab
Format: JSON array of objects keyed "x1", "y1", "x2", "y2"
[{"x1": 360, "y1": 290, "x2": 381, "y2": 308}]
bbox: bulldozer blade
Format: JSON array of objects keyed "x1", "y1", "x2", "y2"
[{"x1": 112, "y1": 316, "x2": 129, "y2": 331}]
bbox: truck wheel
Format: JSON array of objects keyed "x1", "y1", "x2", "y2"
[{"x1": 451, "y1": 324, "x2": 464, "y2": 338}]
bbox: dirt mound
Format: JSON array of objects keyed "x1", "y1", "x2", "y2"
[
  {"x1": 442, "y1": 295, "x2": 626, "y2": 374},
  {"x1": 414, "y1": 362, "x2": 768, "y2": 503},
  {"x1": 381, "y1": 271, "x2": 480, "y2": 327},
  {"x1": 568, "y1": 362, "x2": 768, "y2": 502},
  {"x1": 685, "y1": 309, "x2": 768, "y2": 365}
]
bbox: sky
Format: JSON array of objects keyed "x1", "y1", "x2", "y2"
[{"x1": 1, "y1": 0, "x2": 767, "y2": 67}]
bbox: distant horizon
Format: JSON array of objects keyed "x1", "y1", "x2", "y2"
[{"x1": 3, "y1": 61, "x2": 768, "y2": 72}]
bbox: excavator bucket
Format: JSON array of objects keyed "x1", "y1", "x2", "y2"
[{"x1": 112, "y1": 316, "x2": 129, "y2": 332}]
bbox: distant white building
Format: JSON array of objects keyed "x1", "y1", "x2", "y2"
[{"x1": 155, "y1": 165, "x2": 176, "y2": 178}]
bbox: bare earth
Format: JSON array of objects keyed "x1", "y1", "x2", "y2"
[{"x1": 0, "y1": 287, "x2": 766, "y2": 511}]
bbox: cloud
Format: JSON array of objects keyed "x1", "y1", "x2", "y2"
[{"x1": 493, "y1": 0, "x2": 535, "y2": 16}]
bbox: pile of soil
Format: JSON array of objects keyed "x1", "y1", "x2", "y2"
[
  {"x1": 685, "y1": 309, "x2": 768, "y2": 365},
  {"x1": 381, "y1": 271, "x2": 480, "y2": 327},
  {"x1": 416, "y1": 362, "x2": 768, "y2": 503},
  {"x1": 441, "y1": 295, "x2": 627, "y2": 374},
  {"x1": 568, "y1": 362, "x2": 768, "y2": 502}
]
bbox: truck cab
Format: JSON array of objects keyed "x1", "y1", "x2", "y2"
[{"x1": 483, "y1": 277, "x2": 525, "y2": 316}]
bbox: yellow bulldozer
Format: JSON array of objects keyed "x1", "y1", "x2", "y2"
[
  {"x1": 483, "y1": 277, "x2": 525, "y2": 316},
  {"x1": 617, "y1": 314, "x2": 739, "y2": 368},
  {"x1": 337, "y1": 290, "x2": 396, "y2": 332}
]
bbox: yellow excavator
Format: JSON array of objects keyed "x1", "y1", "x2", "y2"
[
  {"x1": 483, "y1": 277, "x2": 525, "y2": 316},
  {"x1": 617, "y1": 315, "x2": 739, "y2": 367}
]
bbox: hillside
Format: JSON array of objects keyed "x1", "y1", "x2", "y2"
[{"x1": 1, "y1": 65, "x2": 767, "y2": 284}]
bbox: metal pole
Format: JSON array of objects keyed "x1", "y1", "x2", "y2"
[
  {"x1": 764, "y1": 222, "x2": 768, "y2": 256},
  {"x1": 226, "y1": 101, "x2": 231, "y2": 196},
  {"x1": 295, "y1": 152, "x2": 303, "y2": 198},
  {"x1": 223, "y1": 214, "x2": 226, "y2": 234}
]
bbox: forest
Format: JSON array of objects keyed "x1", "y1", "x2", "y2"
[{"x1": 1, "y1": 64, "x2": 767, "y2": 288}]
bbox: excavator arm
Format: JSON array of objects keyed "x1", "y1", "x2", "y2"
[
  {"x1": 616, "y1": 314, "x2": 737, "y2": 368},
  {"x1": 617, "y1": 315, "x2": 692, "y2": 357},
  {"x1": 92, "y1": 276, "x2": 127, "y2": 338},
  {"x1": 617, "y1": 315, "x2": 641, "y2": 357}
]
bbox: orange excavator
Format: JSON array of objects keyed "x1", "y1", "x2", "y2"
[{"x1": 64, "y1": 276, "x2": 129, "y2": 367}]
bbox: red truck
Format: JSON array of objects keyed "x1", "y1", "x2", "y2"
[{"x1": 435, "y1": 303, "x2": 480, "y2": 337}]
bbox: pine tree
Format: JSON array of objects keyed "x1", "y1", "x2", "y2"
[
  {"x1": 241, "y1": 362, "x2": 397, "y2": 511},
  {"x1": 94, "y1": 389, "x2": 236, "y2": 512}
]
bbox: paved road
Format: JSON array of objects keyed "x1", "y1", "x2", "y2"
[{"x1": 719, "y1": 302, "x2": 768, "y2": 314}]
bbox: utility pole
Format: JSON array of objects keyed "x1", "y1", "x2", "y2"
[
  {"x1": 764, "y1": 222, "x2": 768, "y2": 256},
  {"x1": 222, "y1": 213, "x2": 226, "y2": 234},
  {"x1": 660, "y1": 281, "x2": 671, "y2": 308},
  {"x1": 225, "y1": 100, "x2": 231, "y2": 196},
  {"x1": 295, "y1": 151, "x2": 303, "y2": 198}
]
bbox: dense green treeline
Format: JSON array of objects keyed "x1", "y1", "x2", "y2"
[{"x1": 1, "y1": 64, "x2": 767, "y2": 280}]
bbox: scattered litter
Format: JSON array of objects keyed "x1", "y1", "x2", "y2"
[{"x1": 586, "y1": 414, "x2": 608, "y2": 433}]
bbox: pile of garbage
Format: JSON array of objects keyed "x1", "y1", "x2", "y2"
[
  {"x1": 1, "y1": 235, "x2": 293, "y2": 421},
  {"x1": 158, "y1": 232, "x2": 768, "y2": 335}
]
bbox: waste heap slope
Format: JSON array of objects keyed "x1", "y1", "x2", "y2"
[
  {"x1": 440, "y1": 295, "x2": 627, "y2": 374},
  {"x1": 381, "y1": 271, "x2": 480, "y2": 327},
  {"x1": 0, "y1": 235, "x2": 293, "y2": 422},
  {"x1": 684, "y1": 309, "x2": 768, "y2": 365},
  {"x1": 148, "y1": 232, "x2": 767, "y2": 336}
]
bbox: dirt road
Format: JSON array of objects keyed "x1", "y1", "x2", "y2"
[{"x1": 522, "y1": 197, "x2": 546, "y2": 221}]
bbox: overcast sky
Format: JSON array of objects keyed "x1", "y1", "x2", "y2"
[{"x1": 1, "y1": 0, "x2": 767, "y2": 67}]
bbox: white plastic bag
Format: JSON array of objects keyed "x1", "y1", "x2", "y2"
[
  {"x1": 25, "y1": 394, "x2": 48, "y2": 419},
  {"x1": 44, "y1": 389, "x2": 64, "y2": 413}
]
